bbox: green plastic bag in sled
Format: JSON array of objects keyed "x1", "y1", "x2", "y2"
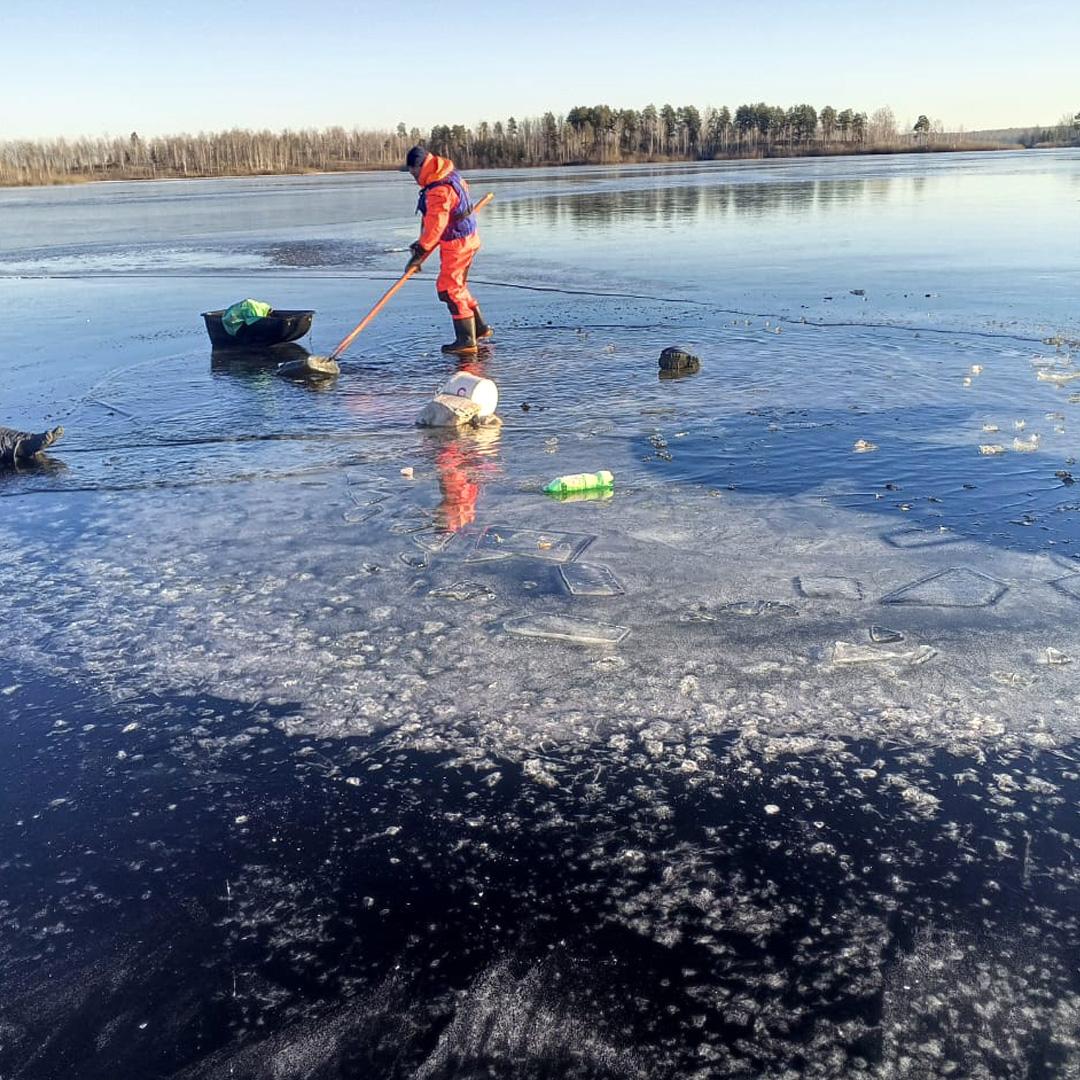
[{"x1": 221, "y1": 298, "x2": 272, "y2": 336}]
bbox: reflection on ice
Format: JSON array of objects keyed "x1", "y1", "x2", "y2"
[{"x1": 210, "y1": 342, "x2": 312, "y2": 370}]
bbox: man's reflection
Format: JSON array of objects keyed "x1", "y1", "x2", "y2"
[{"x1": 429, "y1": 424, "x2": 501, "y2": 533}]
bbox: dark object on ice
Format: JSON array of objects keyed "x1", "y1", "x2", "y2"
[
  {"x1": 0, "y1": 425, "x2": 63, "y2": 464},
  {"x1": 277, "y1": 355, "x2": 339, "y2": 379},
  {"x1": 870, "y1": 625, "x2": 904, "y2": 644},
  {"x1": 850, "y1": 288, "x2": 866, "y2": 296},
  {"x1": 201, "y1": 309, "x2": 314, "y2": 349},
  {"x1": 658, "y1": 346, "x2": 701, "y2": 373}
]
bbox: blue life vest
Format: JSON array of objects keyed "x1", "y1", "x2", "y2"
[{"x1": 417, "y1": 170, "x2": 476, "y2": 243}]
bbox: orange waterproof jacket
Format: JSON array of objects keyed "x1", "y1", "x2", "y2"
[{"x1": 416, "y1": 154, "x2": 476, "y2": 251}]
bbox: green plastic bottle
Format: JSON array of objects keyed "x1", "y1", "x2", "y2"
[{"x1": 544, "y1": 470, "x2": 614, "y2": 496}]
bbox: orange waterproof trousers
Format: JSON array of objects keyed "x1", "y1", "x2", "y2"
[{"x1": 436, "y1": 233, "x2": 481, "y2": 320}]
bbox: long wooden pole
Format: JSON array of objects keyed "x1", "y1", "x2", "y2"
[{"x1": 327, "y1": 191, "x2": 495, "y2": 361}]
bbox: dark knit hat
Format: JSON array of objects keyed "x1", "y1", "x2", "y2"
[{"x1": 405, "y1": 146, "x2": 428, "y2": 169}]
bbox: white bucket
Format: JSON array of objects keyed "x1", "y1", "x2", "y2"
[{"x1": 437, "y1": 372, "x2": 498, "y2": 418}]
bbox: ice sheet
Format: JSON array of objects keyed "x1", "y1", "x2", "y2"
[{"x1": 3, "y1": 153, "x2": 1080, "y2": 1079}]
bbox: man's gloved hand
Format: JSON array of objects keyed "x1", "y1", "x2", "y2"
[{"x1": 405, "y1": 241, "x2": 428, "y2": 273}]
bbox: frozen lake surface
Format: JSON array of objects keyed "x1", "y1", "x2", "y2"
[{"x1": 2, "y1": 150, "x2": 1080, "y2": 1078}]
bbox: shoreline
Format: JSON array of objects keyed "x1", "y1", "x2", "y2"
[{"x1": 1, "y1": 141, "x2": 1069, "y2": 190}]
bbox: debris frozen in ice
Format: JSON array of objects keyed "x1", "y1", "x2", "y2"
[
  {"x1": 522, "y1": 758, "x2": 558, "y2": 787},
  {"x1": 343, "y1": 507, "x2": 380, "y2": 524},
  {"x1": 832, "y1": 641, "x2": 937, "y2": 666},
  {"x1": 398, "y1": 551, "x2": 429, "y2": 570},
  {"x1": 884, "y1": 528, "x2": 960, "y2": 549},
  {"x1": 1036, "y1": 647, "x2": 1072, "y2": 666},
  {"x1": 796, "y1": 575, "x2": 863, "y2": 600},
  {"x1": 428, "y1": 581, "x2": 495, "y2": 602},
  {"x1": 718, "y1": 600, "x2": 799, "y2": 618},
  {"x1": 594, "y1": 655, "x2": 627, "y2": 673},
  {"x1": 504, "y1": 613, "x2": 630, "y2": 646},
  {"x1": 742, "y1": 659, "x2": 784, "y2": 674},
  {"x1": 347, "y1": 487, "x2": 391, "y2": 505},
  {"x1": 881, "y1": 567, "x2": 1008, "y2": 608},
  {"x1": 471, "y1": 525, "x2": 595, "y2": 564},
  {"x1": 992, "y1": 670, "x2": 1034, "y2": 688},
  {"x1": 559, "y1": 562, "x2": 625, "y2": 597},
  {"x1": 389, "y1": 517, "x2": 434, "y2": 536},
  {"x1": 679, "y1": 604, "x2": 716, "y2": 623},
  {"x1": 413, "y1": 530, "x2": 459, "y2": 554},
  {"x1": 870, "y1": 625, "x2": 904, "y2": 644}
]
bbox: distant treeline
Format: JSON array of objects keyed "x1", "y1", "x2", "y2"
[
  {"x1": 3, "y1": 103, "x2": 1078, "y2": 186},
  {"x1": 990, "y1": 117, "x2": 1080, "y2": 149}
]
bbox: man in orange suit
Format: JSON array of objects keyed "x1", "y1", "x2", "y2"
[{"x1": 405, "y1": 146, "x2": 493, "y2": 355}]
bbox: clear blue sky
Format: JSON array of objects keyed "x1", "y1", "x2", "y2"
[{"x1": 2, "y1": 0, "x2": 1076, "y2": 139}]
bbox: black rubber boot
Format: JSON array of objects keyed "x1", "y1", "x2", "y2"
[
  {"x1": 442, "y1": 317, "x2": 478, "y2": 355},
  {"x1": 472, "y1": 307, "x2": 494, "y2": 340}
]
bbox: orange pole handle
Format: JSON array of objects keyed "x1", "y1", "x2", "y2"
[{"x1": 328, "y1": 191, "x2": 495, "y2": 361}]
